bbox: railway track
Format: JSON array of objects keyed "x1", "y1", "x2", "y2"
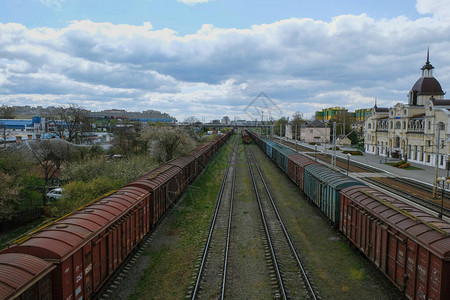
[
  {"x1": 277, "y1": 138, "x2": 383, "y2": 173},
  {"x1": 189, "y1": 137, "x2": 239, "y2": 299},
  {"x1": 363, "y1": 177, "x2": 450, "y2": 217},
  {"x1": 245, "y1": 145, "x2": 318, "y2": 300},
  {"x1": 276, "y1": 137, "x2": 450, "y2": 217}
]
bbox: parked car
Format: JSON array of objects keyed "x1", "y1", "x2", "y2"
[{"x1": 46, "y1": 188, "x2": 63, "y2": 200}]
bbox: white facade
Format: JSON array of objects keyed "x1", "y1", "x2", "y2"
[{"x1": 364, "y1": 54, "x2": 450, "y2": 168}]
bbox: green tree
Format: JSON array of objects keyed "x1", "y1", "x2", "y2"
[
  {"x1": 274, "y1": 117, "x2": 289, "y2": 137},
  {"x1": 0, "y1": 105, "x2": 15, "y2": 119},
  {"x1": 0, "y1": 149, "x2": 28, "y2": 219},
  {"x1": 290, "y1": 112, "x2": 305, "y2": 140},
  {"x1": 140, "y1": 127, "x2": 195, "y2": 163}
]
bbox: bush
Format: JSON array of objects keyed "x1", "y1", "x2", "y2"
[
  {"x1": 48, "y1": 177, "x2": 117, "y2": 217},
  {"x1": 398, "y1": 163, "x2": 410, "y2": 169},
  {"x1": 392, "y1": 160, "x2": 407, "y2": 167}
]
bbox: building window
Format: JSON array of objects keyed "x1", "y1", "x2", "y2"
[
  {"x1": 368, "y1": 123, "x2": 371, "y2": 129},
  {"x1": 396, "y1": 122, "x2": 401, "y2": 129},
  {"x1": 428, "y1": 121, "x2": 431, "y2": 130},
  {"x1": 310, "y1": 129, "x2": 313, "y2": 133},
  {"x1": 427, "y1": 155, "x2": 431, "y2": 163},
  {"x1": 426, "y1": 140, "x2": 431, "y2": 147}
]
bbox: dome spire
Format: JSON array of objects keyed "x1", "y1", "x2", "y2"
[{"x1": 421, "y1": 47, "x2": 434, "y2": 77}]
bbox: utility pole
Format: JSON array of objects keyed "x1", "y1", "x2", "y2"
[
  {"x1": 295, "y1": 125, "x2": 298, "y2": 152},
  {"x1": 332, "y1": 122, "x2": 337, "y2": 166},
  {"x1": 433, "y1": 124, "x2": 442, "y2": 197}
]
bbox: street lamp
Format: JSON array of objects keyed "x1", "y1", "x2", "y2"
[
  {"x1": 347, "y1": 153, "x2": 351, "y2": 176},
  {"x1": 437, "y1": 177, "x2": 450, "y2": 219}
]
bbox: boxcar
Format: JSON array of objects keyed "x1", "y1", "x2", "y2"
[
  {"x1": 303, "y1": 164, "x2": 329, "y2": 209},
  {"x1": 271, "y1": 143, "x2": 296, "y2": 174},
  {"x1": 260, "y1": 138, "x2": 275, "y2": 159},
  {"x1": 127, "y1": 164, "x2": 182, "y2": 226},
  {"x1": 340, "y1": 185, "x2": 450, "y2": 300},
  {"x1": 0, "y1": 253, "x2": 55, "y2": 300},
  {"x1": 317, "y1": 172, "x2": 363, "y2": 225},
  {"x1": 241, "y1": 130, "x2": 251, "y2": 144},
  {"x1": 287, "y1": 153, "x2": 318, "y2": 191},
  {"x1": 168, "y1": 155, "x2": 196, "y2": 191},
  {"x1": 2, "y1": 186, "x2": 150, "y2": 300}
]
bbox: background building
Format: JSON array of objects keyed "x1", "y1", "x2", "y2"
[
  {"x1": 364, "y1": 52, "x2": 450, "y2": 168},
  {"x1": 300, "y1": 120, "x2": 330, "y2": 143}
]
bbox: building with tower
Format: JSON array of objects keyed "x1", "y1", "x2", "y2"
[{"x1": 364, "y1": 50, "x2": 450, "y2": 169}]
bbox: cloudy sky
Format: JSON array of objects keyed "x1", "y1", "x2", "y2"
[{"x1": 1, "y1": 0, "x2": 450, "y2": 122}]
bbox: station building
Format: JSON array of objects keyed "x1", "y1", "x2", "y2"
[{"x1": 364, "y1": 52, "x2": 450, "y2": 168}]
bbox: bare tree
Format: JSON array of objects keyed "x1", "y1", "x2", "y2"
[
  {"x1": 112, "y1": 122, "x2": 148, "y2": 155},
  {"x1": 183, "y1": 116, "x2": 200, "y2": 125},
  {"x1": 45, "y1": 105, "x2": 87, "y2": 143},
  {"x1": 140, "y1": 127, "x2": 195, "y2": 163},
  {"x1": 27, "y1": 140, "x2": 72, "y2": 205}
]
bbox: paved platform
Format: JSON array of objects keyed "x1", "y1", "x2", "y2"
[{"x1": 274, "y1": 136, "x2": 447, "y2": 187}]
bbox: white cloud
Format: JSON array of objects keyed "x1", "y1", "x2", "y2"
[
  {"x1": 416, "y1": 0, "x2": 450, "y2": 20},
  {"x1": 2, "y1": 8, "x2": 450, "y2": 120},
  {"x1": 177, "y1": 0, "x2": 213, "y2": 5},
  {"x1": 33, "y1": 0, "x2": 66, "y2": 8}
]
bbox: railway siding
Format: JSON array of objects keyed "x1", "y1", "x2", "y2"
[{"x1": 249, "y1": 142, "x2": 403, "y2": 299}]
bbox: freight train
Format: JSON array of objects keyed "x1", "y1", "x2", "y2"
[
  {"x1": 247, "y1": 130, "x2": 450, "y2": 300},
  {"x1": 0, "y1": 131, "x2": 233, "y2": 300},
  {"x1": 241, "y1": 130, "x2": 251, "y2": 144}
]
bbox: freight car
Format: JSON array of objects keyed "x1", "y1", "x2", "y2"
[
  {"x1": 341, "y1": 185, "x2": 450, "y2": 300},
  {"x1": 0, "y1": 131, "x2": 232, "y2": 300},
  {"x1": 0, "y1": 253, "x2": 55, "y2": 300},
  {"x1": 246, "y1": 131, "x2": 450, "y2": 299},
  {"x1": 241, "y1": 130, "x2": 251, "y2": 144}
]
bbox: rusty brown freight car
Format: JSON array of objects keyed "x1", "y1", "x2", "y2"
[
  {"x1": 340, "y1": 185, "x2": 450, "y2": 300},
  {"x1": 287, "y1": 153, "x2": 318, "y2": 191},
  {"x1": 242, "y1": 130, "x2": 251, "y2": 144},
  {"x1": 168, "y1": 155, "x2": 196, "y2": 190},
  {"x1": 0, "y1": 253, "x2": 55, "y2": 300},
  {"x1": 2, "y1": 186, "x2": 149, "y2": 300},
  {"x1": 127, "y1": 164, "x2": 182, "y2": 226}
]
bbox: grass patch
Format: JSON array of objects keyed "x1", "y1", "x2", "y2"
[
  {"x1": 130, "y1": 134, "x2": 236, "y2": 300},
  {"x1": 385, "y1": 163, "x2": 422, "y2": 170}
]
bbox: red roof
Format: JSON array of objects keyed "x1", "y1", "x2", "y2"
[
  {"x1": 127, "y1": 164, "x2": 181, "y2": 191},
  {"x1": 342, "y1": 186, "x2": 450, "y2": 259},
  {"x1": 288, "y1": 153, "x2": 318, "y2": 167},
  {"x1": 3, "y1": 186, "x2": 148, "y2": 261},
  {"x1": 0, "y1": 253, "x2": 55, "y2": 299}
]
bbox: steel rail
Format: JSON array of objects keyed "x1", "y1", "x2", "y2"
[
  {"x1": 191, "y1": 138, "x2": 238, "y2": 299},
  {"x1": 249, "y1": 149, "x2": 318, "y2": 300},
  {"x1": 245, "y1": 146, "x2": 287, "y2": 300},
  {"x1": 362, "y1": 177, "x2": 450, "y2": 217},
  {"x1": 221, "y1": 141, "x2": 238, "y2": 299}
]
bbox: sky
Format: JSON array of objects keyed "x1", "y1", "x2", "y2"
[{"x1": 1, "y1": 0, "x2": 450, "y2": 122}]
